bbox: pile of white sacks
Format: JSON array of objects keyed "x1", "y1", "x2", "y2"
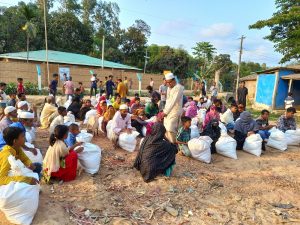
[
  {"x1": 185, "y1": 109, "x2": 300, "y2": 164},
  {"x1": 0, "y1": 156, "x2": 40, "y2": 225}
]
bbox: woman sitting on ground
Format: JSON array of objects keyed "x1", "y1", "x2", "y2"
[
  {"x1": 67, "y1": 96, "x2": 82, "y2": 119},
  {"x1": 43, "y1": 125, "x2": 83, "y2": 182},
  {"x1": 201, "y1": 119, "x2": 221, "y2": 154},
  {"x1": 202, "y1": 105, "x2": 220, "y2": 129},
  {"x1": 96, "y1": 100, "x2": 107, "y2": 117},
  {"x1": 234, "y1": 111, "x2": 258, "y2": 150},
  {"x1": 101, "y1": 105, "x2": 115, "y2": 134},
  {"x1": 134, "y1": 123, "x2": 178, "y2": 182},
  {"x1": 78, "y1": 99, "x2": 92, "y2": 121}
]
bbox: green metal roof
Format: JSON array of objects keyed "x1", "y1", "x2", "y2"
[{"x1": 0, "y1": 50, "x2": 141, "y2": 70}]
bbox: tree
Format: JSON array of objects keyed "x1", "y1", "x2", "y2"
[
  {"x1": 212, "y1": 54, "x2": 233, "y2": 88},
  {"x1": 249, "y1": 0, "x2": 300, "y2": 63},
  {"x1": 20, "y1": 3, "x2": 37, "y2": 62},
  {"x1": 59, "y1": 0, "x2": 81, "y2": 13},
  {"x1": 239, "y1": 61, "x2": 266, "y2": 77},
  {"x1": 48, "y1": 12, "x2": 93, "y2": 54},
  {"x1": 81, "y1": 0, "x2": 97, "y2": 26},
  {"x1": 192, "y1": 42, "x2": 216, "y2": 78}
]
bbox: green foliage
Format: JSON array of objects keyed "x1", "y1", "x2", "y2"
[
  {"x1": 249, "y1": 0, "x2": 300, "y2": 63},
  {"x1": 192, "y1": 42, "x2": 216, "y2": 61},
  {"x1": 239, "y1": 62, "x2": 266, "y2": 77},
  {"x1": 24, "y1": 81, "x2": 40, "y2": 95},
  {"x1": 5, "y1": 83, "x2": 17, "y2": 95}
]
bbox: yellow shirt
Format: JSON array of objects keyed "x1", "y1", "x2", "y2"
[
  {"x1": 117, "y1": 82, "x2": 127, "y2": 98},
  {"x1": 40, "y1": 103, "x2": 57, "y2": 129},
  {"x1": 112, "y1": 101, "x2": 121, "y2": 110},
  {"x1": 0, "y1": 145, "x2": 32, "y2": 185}
]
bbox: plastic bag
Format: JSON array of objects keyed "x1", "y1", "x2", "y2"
[
  {"x1": 216, "y1": 132, "x2": 237, "y2": 159},
  {"x1": 0, "y1": 155, "x2": 39, "y2": 225},
  {"x1": 243, "y1": 134, "x2": 262, "y2": 157},
  {"x1": 76, "y1": 132, "x2": 93, "y2": 143},
  {"x1": 188, "y1": 136, "x2": 213, "y2": 163},
  {"x1": 106, "y1": 120, "x2": 114, "y2": 140},
  {"x1": 64, "y1": 112, "x2": 75, "y2": 123},
  {"x1": 118, "y1": 131, "x2": 140, "y2": 152},
  {"x1": 24, "y1": 143, "x2": 43, "y2": 164},
  {"x1": 285, "y1": 129, "x2": 300, "y2": 146},
  {"x1": 84, "y1": 109, "x2": 97, "y2": 124},
  {"x1": 190, "y1": 125, "x2": 200, "y2": 139},
  {"x1": 219, "y1": 123, "x2": 227, "y2": 133},
  {"x1": 197, "y1": 109, "x2": 206, "y2": 123},
  {"x1": 77, "y1": 143, "x2": 101, "y2": 174},
  {"x1": 267, "y1": 128, "x2": 287, "y2": 151}
]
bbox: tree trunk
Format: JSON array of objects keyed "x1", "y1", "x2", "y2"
[
  {"x1": 215, "y1": 69, "x2": 221, "y2": 91},
  {"x1": 26, "y1": 33, "x2": 29, "y2": 63}
]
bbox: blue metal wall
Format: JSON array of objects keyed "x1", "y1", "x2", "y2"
[
  {"x1": 292, "y1": 80, "x2": 300, "y2": 107},
  {"x1": 255, "y1": 74, "x2": 276, "y2": 106},
  {"x1": 275, "y1": 70, "x2": 294, "y2": 108}
]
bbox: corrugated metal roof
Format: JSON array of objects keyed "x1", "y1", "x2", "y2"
[
  {"x1": 256, "y1": 66, "x2": 300, "y2": 74},
  {"x1": 281, "y1": 74, "x2": 300, "y2": 80},
  {"x1": 0, "y1": 50, "x2": 141, "y2": 70},
  {"x1": 240, "y1": 74, "x2": 257, "y2": 81}
]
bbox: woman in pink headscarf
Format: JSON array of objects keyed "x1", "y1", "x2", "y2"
[
  {"x1": 185, "y1": 101, "x2": 198, "y2": 118},
  {"x1": 203, "y1": 105, "x2": 220, "y2": 129}
]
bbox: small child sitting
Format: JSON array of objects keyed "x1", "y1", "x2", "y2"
[
  {"x1": 176, "y1": 116, "x2": 192, "y2": 157},
  {"x1": 49, "y1": 106, "x2": 67, "y2": 134},
  {"x1": 65, "y1": 123, "x2": 80, "y2": 148}
]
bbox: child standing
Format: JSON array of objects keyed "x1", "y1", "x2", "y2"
[
  {"x1": 17, "y1": 78, "x2": 25, "y2": 95},
  {"x1": 0, "y1": 82, "x2": 7, "y2": 120},
  {"x1": 49, "y1": 73, "x2": 59, "y2": 97},
  {"x1": 285, "y1": 92, "x2": 294, "y2": 109},
  {"x1": 176, "y1": 116, "x2": 192, "y2": 157}
]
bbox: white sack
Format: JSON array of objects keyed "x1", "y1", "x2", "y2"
[
  {"x1": 267, "y1": 128, "x2": 287, "y2": 151},
  {"x1": 64, "y1": 112, "x2": 75, "y2": 123},
  {"x1": 76, "y1": 132, "x2": 93, "y2": 143},
  {"x1": 285, "y1": 129, "x2": 300, "y2": 146},
  {"x1": 191, "y1": 117, "x2": 198, "y2": 126},
  {"x1": 106, "y1": 120, "x2": 114, "y2": 140},
  {"x1": 188, "y1": 136, "x2": 213, "y2": 163},
  {"x1": 24, "y1": 143, "x2": 43, "y2": 164},
  {"x1": 64, "y1": 99, "x2": 72, "y2": 109},
  {"x1": 243, "y1": 134, "x2": 262, "y2": 157},
  {"x1": 216, "y1": 132, "x2": 237, "y2": 159},
  {"x1": 118, "y1": 131, "x2": 140, "y2": 152},
  {"x1": 190, "y1": 125, "x2": 200, "y2": 139},
  {"x1": 197, "y1": 109, "x2": 206, "y2": 123},
  {"x1": 0, "y1": 156, "x2": 39, "y2": 225},
  {"x1": 77, "y1": 143, "x2": 101, "y2": 174},
  {"x1": 142, "y1": 126, "x2": 147, "y2": 137},
  {"x1": 219, "y1": 122, "x2": 227, "y2": 133},
  {"x1": 84, "y1": 109, "x2": 97, "y2": 124},
  {"x1": 98, "y1": 116, "x2": 104, "y2": 133}
]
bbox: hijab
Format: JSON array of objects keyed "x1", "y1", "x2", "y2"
[
  {"x1": 185, "y1": 101, "x2": 198, "y2": 118},
  {"x1": 234, "y1": 111, "x2": 257, "y2": 134},
  {"x1": 203, "y1": 105, "x2": 220, "y2": 128}
]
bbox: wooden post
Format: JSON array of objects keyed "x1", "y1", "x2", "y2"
[{"x1": 288, "y1": 79, "x2": 293, "y2": 92}]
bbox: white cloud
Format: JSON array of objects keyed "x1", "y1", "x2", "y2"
[
  {"x1": 155, "y1": 19, "x2": 192, "y2": 35},
  {"x1": 199, "y1": 23, "x2": 235, "y2": 38}
]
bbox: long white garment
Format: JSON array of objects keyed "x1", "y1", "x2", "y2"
[{"x1": 163, "y1": 83, "x2": 184, "y2": 133}]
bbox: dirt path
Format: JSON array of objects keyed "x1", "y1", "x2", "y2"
[{"x1": 1, "y1": 128, "x2": 300, "y2": 225}]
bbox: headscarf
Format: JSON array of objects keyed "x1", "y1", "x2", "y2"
[
  {"x1": 203, "y1": 105, "x2": 220, "y2": 128},
  {"x1": 185, "y1": 101, "x2": 198, "y2": 118},
  {"x1": 103, "y1": 105, "x2": 115, "y2": 121},
  {"x1": 134, "y1": 123, "x2": 178, "y2": 182},
  {"x1": 201, "y1": 119, "x2": 221, "y2": 142},
  {"x1": 234, "y1": 111, "x2": 257, "y2": 134}
]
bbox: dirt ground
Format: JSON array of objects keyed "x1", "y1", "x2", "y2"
[{"x1": 1, "y1": 126, "x2": 300, "y2": 225}]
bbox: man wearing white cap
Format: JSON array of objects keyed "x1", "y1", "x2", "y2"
[
  {"x1": 110, "y1": 104, "x2": 133, "y2": 145},
  {"x1": 0, "y1": 106, "x2": 17, "y2": 132},
  {"x1": 17, "y1": 101, "x2": 29, "y2": 116},
  {"x1": 0, "y1": 111, "x2": 37, "y2": 154},
  {"x1": 161, "y1": 73, "x2": 184, "y2": 143}
]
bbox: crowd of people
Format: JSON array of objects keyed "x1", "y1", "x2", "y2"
[{"x1": 0, "y1": 72, "x2": 298, "y2": 222}]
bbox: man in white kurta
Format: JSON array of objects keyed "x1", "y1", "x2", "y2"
[{"x1": 162, "y1": 73, "x2": 184, "y2": 143}]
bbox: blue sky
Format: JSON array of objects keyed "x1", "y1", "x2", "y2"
[{"x1": 1, "y1": 0, "x2": 282, "y2": 66}]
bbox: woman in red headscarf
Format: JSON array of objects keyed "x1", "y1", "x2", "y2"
[{"x1": 202, "y1": 105, "x2": 220, "y2": 129}]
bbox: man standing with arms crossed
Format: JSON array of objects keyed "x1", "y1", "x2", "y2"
[{"x1": 161, "y1": 73, "x2": 184, "y2": 143}]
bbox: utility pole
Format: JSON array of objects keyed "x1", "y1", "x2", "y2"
[
  {"x1": 143, "y1": 49, "x2": 149, "y2": 74},
  {"x1": 236, "y1": 35, "x2": 245, "y2": 98},
  {"x1": 101, "y1": 35, "x2": 105, "y2": 69},
  {"x1": 44, "y1": 0, "x2": 50, "y2": 85}
]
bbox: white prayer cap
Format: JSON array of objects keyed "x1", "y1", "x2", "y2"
[
  {"x1": 4, "y1": 106, "x2": 16, "y2": 115},
  {"x1": 19, "y1": 111, "x2": 34, "y2": 119},
  {"x1": 119, "y1": 104, "x2": 128, "y2": 110},
  {"x1": 17, "y1": 101, "x2": 28, "y2": 108},
  {"x1": 165, "y1": 72, "x2": 175, "y2": 80}
]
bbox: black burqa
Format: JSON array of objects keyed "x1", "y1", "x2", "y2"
[
  {"x1": 201, "y1": 119, "x2": 221, "y2": 154},
  {"x1": 134, "y1": 123, "x2": 178, "y2": 182}
]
